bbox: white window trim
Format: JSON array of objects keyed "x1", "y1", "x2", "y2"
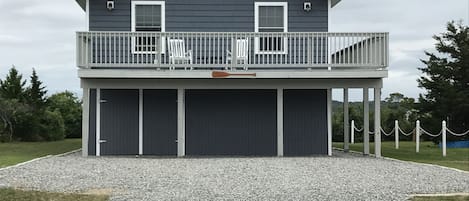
[
  {"x1": 131, "y1": 1, "x2": 166, "y2": 54},
  {"x1": 254, "y1": 2, "x2": 288, "y2": 55}
]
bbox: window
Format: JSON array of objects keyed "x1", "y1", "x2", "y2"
[
  {"x1": 254, "y1": 2, "x2": 288, "y2": 54},
  {"x1": 131, "y1": 1, "x2": 165, "y2": 53}
]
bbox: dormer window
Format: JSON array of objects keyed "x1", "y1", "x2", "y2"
[
  {"x1": 131, "y1": 1, "x2": 166, "y2": 53},
  {"x1": 254, "y1": 2, "x2": 288, "y2": 54}
]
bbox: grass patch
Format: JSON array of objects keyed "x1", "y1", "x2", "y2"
[
  {"x1": 0, "y1": 139, "x2": 81, "y2": 168},
  {"x1": 333, "y1": 141, "x2": 469, "y2": 171},
  {"x1": 411, "y1": 195, "x2": 469, "y2": 201},
  {"x1": 0, "y1": 188, "x2": 109, "y2": 201}
]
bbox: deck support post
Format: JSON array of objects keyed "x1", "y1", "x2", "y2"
[
  {"x1": 327, "y1": 88, "x2": 332, "y2": 156},
  {"x1": 374, "y1": 88, "x2": 381, "y2": 157},
  {"x1": 82, "y1": 88, "x2": 90, "y2": 157},
  {"x1": 343, "y1": 88, "x2": 349, "y2": 152},
  {"x1": 277, "y1": 89, "x2": 284, "y2": 157},
  {"x1": 139, "y1": 89, "x2": 143, "y2": 155},
  {"x1": 363, "y1": 88, "x2": 370, "y2": 155},
  {"x1": 177, "y1": 89, "x2": 185, "y2": 157}
]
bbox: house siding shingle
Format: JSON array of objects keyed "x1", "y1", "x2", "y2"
[{"x1": 89, "y1": 0, "x2": 328, "y2": 32}]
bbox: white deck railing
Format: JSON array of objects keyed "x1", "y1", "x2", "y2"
[{"x1": 76, "y1": 32, "x2": 389, "y2": 70}]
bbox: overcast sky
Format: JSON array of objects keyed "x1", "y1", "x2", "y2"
[{"x1": 0, "y1": 0, "x2": 467, "y2": 101}]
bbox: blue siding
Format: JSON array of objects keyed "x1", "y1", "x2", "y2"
[{"x1": 89, "y1": 0, "x2": 328, "y2": 32}]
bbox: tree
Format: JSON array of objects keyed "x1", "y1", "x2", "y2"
[
  {"x1": 418, "y1": 21, "x2": 469, "y2": 140},
  {"x1": 0, "y1": 96, "x2": 31, "y2": 142},
  {"x1": 47, "y1": 91, "x2": 82, "y2": 138},
  {"x1": 381, "y1": 93, "x2": 417, "y2": 141},
  {"x1": 39, "y1": 109, "x2": 65, "y2": 141},
  {"x1": 0, "y1": 66, "x2": 27, "y2": 101},
  {"x1": 26, "y1": 69, "x2": 47, "y2": 112}
]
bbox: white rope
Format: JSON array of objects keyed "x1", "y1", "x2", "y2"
[
  {"x1": 420, "y1": 128, "x2": 442, "y2": 137},
  {"x1": 380, "y1": 127, "x2": 395, "y2": 136},
  {"x1": 354, "y1": 127, "x2": 363, "y2": 132},
  {"x1": 398, "y1": 127, "x2": 415, "y2": 136},
  {"x1": 369, "y1": 131, "x2": 374, "y2": 135},
  {"x1": 446, "y1": 128, "x2": 469, "y2": 136}
]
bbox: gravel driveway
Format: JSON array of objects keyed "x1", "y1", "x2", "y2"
[{"x1": 0, "y1": 151, "x2": 468, "y2": 201}]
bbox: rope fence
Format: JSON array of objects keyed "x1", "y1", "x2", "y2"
[{"x1": 350, "y1": 120, "x2": 468, "y2": 157}]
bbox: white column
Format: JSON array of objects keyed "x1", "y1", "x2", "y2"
[
  {"x1": 351, "y1": 120, "x2": 355, "y2": 144},
  {"x1": 327, "y1": 88, "x2": 332, "y2": 156},
  {"x1": 416, "y1": 120, "x2": 420, "y2": 153},
  {"x1": 96, "y1": 88, "x2": 101, "y2": 156},
  {"x1": 82, "y1": 88, "x2": 90, "y2": 157},
  {"x1": 277, "y1": 89, "x2": 284, "y2": 157},
  {"x1": 177, "y1": 89, "x2": 185, "y2": 157},
  {"x1": 395, "y1": 120, "x2": 399, "y2": 149},
  {"x1": 363, "y1": 88, "x2": 370, "y2": 155},
  {"x1": 138, "y1": 89, "x2": 143, "y2": 155},
  {"x1": 374, "y1": 88, "x2": 381, "y2": 158},
  {"x1": 442, "y1": 121, "x2": 447, "y2": 157},
  {"x1": 343, "y1": 88, "x2": 350, "y2": 152}
]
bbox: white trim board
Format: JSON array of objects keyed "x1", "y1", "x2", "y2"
[
  {"x1": 78, "y1": 69, "x2": 389, "y2": 79},
  {"x1": 85, "y1": 0, "x2": 89, "y2": 31},
  {"x1": 96, "y1": 88, "x2": 101, "y2": 156},
  {"x1": 81, "y1": 78, "x2": 384, "y2": 90}
]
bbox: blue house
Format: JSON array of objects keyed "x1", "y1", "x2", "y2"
[{"x1": 75, "y1": 0, "x2": 388, "y2": 157}]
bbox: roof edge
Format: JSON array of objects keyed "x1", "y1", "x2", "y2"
[
  {"x1": 76, "y1": 0, "x2": 86, "y2": 11},
  {"x1": 75, "y1": 0, "x2": 340, "y2": 11},
  {"x1": 331, "y1": 0, "x2": 342, "y2": 8}
]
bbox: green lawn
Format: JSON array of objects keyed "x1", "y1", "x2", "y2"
[
  {"x1": 0, "y1": 139, "x2": 82, "y2": 168},
  {"x1": 0, "y1": 188, "x2": 109, "y2": 201},
  {"x1": 333, "y1": 141, "x2": 469, "y2": 171}
]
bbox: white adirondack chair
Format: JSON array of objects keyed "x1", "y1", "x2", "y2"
[
  {"x1": 227, "y1": 38, "x2": 249, "y2": 70},
  {"x1": 167, "y1": 39, "x2": 193, "y2": 70}
]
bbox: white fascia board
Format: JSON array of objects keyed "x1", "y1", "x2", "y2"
[{"x1": 78, "y1": 69, "x2": 388, "y2": 79}]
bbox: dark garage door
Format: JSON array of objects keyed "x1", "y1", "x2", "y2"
[
  {"x1": 284, "y1": 89, "x2": 328, "y2": 156},
  {"x1": 143, "y1": 89, "x2": 178, "y2": 155},
  {"x1": 100, "y1": 89, "x2": 139, "y2": 155},
  {"x1": 185, "y1": 90, "x2": 277, "y2": 156}
]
